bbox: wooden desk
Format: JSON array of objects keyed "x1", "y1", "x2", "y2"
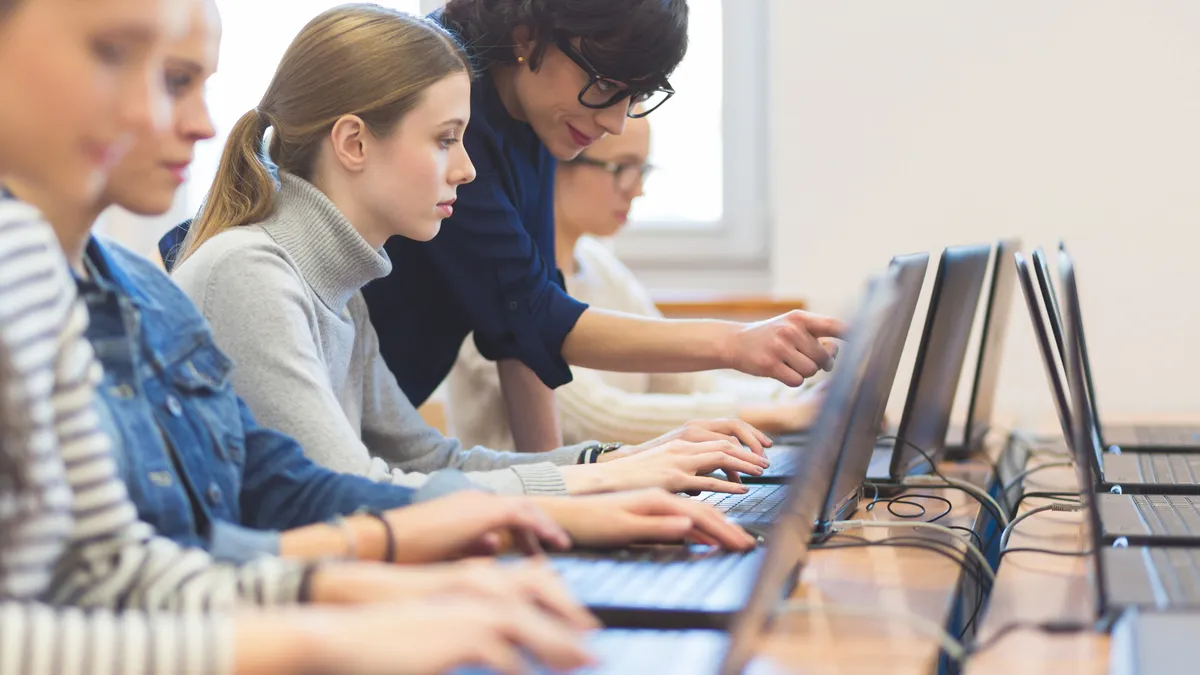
[
  {"x1": 652, "y1": 292, "x2": 807, "y2": 321},
  {"x1": 966, "y1": 446, "x2": 1106, "y2": 675},
  {"x1": 758, "y1": 459, "x2": 993, "y2": 674}
]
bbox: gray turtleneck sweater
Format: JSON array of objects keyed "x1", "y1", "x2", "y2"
[{"x1": 171, "y1": 173, "x2": 584, "y2": 495}]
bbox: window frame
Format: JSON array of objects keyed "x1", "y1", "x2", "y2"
[{"x1": 612, "y1": 0, "x2": 771, "y2": 273}]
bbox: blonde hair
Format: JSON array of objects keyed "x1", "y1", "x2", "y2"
[{"x1": 178, "y1": 3, "x2": 470, "y2": 264}]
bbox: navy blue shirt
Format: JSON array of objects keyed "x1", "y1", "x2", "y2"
[
  {"x1": 161, "y1": 72, "x2": 589, "y2": 408},
  {"x1": 364, "y1": 72, "x2": 588, "y2": 406}
]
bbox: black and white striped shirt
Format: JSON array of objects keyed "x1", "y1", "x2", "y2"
[{"x1": 0, "y1": 199, "x2": 310, "y2": 674}]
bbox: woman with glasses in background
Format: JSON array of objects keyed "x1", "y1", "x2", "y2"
[
  {"x1": 164, "y1": 0, "x2": 844, "y2": 455},
  {"x1": 449, "y1": 116, "x2": 829, "y2": 450}
]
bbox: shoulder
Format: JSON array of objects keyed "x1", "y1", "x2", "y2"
[{"x1": 172, "y1": 226, "x2": 304, "y2": 296}]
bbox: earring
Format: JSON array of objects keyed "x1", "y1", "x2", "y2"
[{"x1": 517, "y1": 56, "x2": 526, "y2": 64}]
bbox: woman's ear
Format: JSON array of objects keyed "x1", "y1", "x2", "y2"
[
  {"x1": 328, "y1": 115, "x2": 369, "y2": 173},
  {"x1": 511, "y1": 25, "x2": 534, "y2": 67}
]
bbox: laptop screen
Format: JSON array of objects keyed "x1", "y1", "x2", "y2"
[
  {"x1": 891, "y1": 244, "x2": 991, "y2": 477},
  {"x1": 821, "y1": 253, "x2": 928, "y2": 524},
  {"x1": 962, "y1": 239, "x2": 1021, "y2": 447},
  {"x1": 719, "y1": 274, "x2": 899, "y2": 675},
  {"x1": 1015, "y1": 252, "x2": 1073, "y2": 444},
  {"x1": 1059, "y1": 249, "x2": 1112, "y2": 619}
]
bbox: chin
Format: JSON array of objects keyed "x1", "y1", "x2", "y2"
[{"x1": 409, "y1": 221, "x2": 442, "y2": 242}]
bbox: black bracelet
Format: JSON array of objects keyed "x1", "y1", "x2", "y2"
[
  {"x1": 297, "y1": 562, "x2": 321, "y2": 603},
  {"x1": 363, "y1": 510, "x2": 395, "y2": 563}
]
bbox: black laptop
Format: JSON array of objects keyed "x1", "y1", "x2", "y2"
[
  {"x1": 746, "y1": 252, "x2": 928, "y2": 492},
  {"x1": 943, "y1": 239, "x2": 1021, "y2": 457},
  {"x1": 1059, "y1": 250, "x2": 1200, "y2": 614},
  {"x1": 1028, "y1": 249, "x2": 1200, "y2": 493},
  {"x1": 548, "y1": 274, "x2": 900, "y2": 630},
  {"x1": 1019, "y1": 252, "x2": 1200, "y2": 545},
  {"x1": 863, "y1": 244, "x2": 992, "y2": 482},
  {"x1": 1032, "y1": 245, "x2": 1200, "y2": 453}
]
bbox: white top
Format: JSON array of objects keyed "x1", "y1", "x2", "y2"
[
  {"x1": 0, "y1": 201, "x2": 308, "y2": 675},
  {"x1": 448, "y1": 235, "x2": 791, "y2": 449}
]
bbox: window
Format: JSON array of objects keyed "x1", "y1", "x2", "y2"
[
  {"x1": 615, "y1": 0, "x2": 769, "y2": 279},
  {"x1": 186, "y1": 1, "x2": 422, "y2": 211}
]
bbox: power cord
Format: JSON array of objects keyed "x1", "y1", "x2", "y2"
[
  {"x1": 876, "y1": 436, "x2": 1011, "y2": 528},
  {"x1": 1012, "y1": 491, "x2": 1081, "y2": 513},
  {"x1": 965, "y1": 618, "x2": 1098, "y2": 657},
  {"x1": 865, "y1": 491, "x2": 954, "y2": 522},
  {"x1": 829, "y1": 520, "x2": 994, "y2": 581},
  {"x1": 997, "y1": 546, "x2": 1093, "y2": 561},
  {"x1": 998, "y1": 502, "x2": 1084, "y2": 552},
  {"x1": 1000, "y1": 461, "x2": 1075, "y2": 494}
]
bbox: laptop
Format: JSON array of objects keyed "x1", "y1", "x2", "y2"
[
  {"x1": 864, "y1": 244, "x2": 992, "y2": 482},
  {"x1": 944, "y1": 239, "x2": 1021, "y2": 457},
  {"x1": 549, "y1": 274, "x2": 900, "y2": 630},
  {"x1": 747, "y1": 252, "x2": 928, "y2": 493},
  {"x1": 1110, "y1": 609, "x2": 1200, "y2": 675},
  {"x1": 1032, "y1": 245, "x2": 1200, "y2": 452},
  {"x1": 1025, "y1": 249, "x2": 1200, "y2": 494},
  {"x1": 1059, "y1": 250, "x2": 1200, "y2": 614}
]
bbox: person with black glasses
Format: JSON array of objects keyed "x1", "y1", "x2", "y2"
[
  {"x1": 160, "y1": 0, "x2": 844, "y2": 455},
  {"x1": 449, "y1": 115, "x2": 830, "y2": 450}
]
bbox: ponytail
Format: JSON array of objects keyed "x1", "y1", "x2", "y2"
[{"x1": 176, "y1": 108, "x2": 276, "y2": 265}]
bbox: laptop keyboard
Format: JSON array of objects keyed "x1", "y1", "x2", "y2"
[
  {"x1": 458, "y1": 629, "x2": 729, "y2": 675},
  {"x1": 700, "y1": 484, "x2": 787, "y2": 526},
  {"x1": 1134, "y1": 427, "x2": 1200, "y2": 447},
  {"x1": 1132, "y1": 495, "x2": 1200, "y2": 536},
  {"x1": 1138, "y1": 454, "x2": 1200, "y2": 485},
  {"x1": 551, "y1": 547, "x2": 756, "y2": 609},
  {"x1": 1150, "y1": 548, "x2": 1200, "y2": 605}
]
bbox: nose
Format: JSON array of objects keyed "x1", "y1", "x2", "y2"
[
  {"x1": 180, "y1": 96, "x2": 217, "y2": 143},
  {"x1": 121, "y1": 64, "x2": 168, "y2": 137},
  {"x1": 594, "y1": 103, "x2": 628, "y2": 138},
  {"x1": 451, "y1": 145, "x2": 476, "y2": 186}
]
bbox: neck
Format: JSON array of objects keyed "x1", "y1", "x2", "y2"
[
  {"x1": 490, "y1": 65, "x2": 529, "y2": 123},
  {"x1": 308, "y1": 172, "x2": 388, "y2": 250},
  {"x1": 4, "y1": 179, "x2": 103, "y2": 274},
  {"x1": 554, "y1": 202, "x2": 581, "y2": 276}
]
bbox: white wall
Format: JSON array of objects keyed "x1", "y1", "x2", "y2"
[{"x1": 769, "y1": 1, "x2": 1200, "y2": 425}]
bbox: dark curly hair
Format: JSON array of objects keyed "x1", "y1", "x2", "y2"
[{"x1": 441, "y1": 0, "x2": 688, "y2": 85}]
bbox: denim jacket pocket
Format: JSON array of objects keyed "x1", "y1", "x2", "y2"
[{"x1": 164, "y1": 337, "x2": 247, "y2": 466}]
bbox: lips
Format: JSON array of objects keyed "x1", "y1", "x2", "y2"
[
  {"x1": 164, "y1": 161, "x2": 191, "y2": 183},
  {"x1": 436, "y1": 198, "x2": 456, "y2": 219},
  {"x1": 566, "y1": 123, "x2": 595, "y2": 148}
]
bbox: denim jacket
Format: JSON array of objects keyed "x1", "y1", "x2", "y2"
[{"x1": 79, "y1": 237, "x2": 424, "y2": 561}]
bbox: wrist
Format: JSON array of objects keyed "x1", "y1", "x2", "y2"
[{"x1": 560, "y1": 464, "x2": 612, "y2": 495}]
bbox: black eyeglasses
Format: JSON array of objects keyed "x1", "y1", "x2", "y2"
[
  {"x1": 553, "y1": 33, "x2": 674, "y2": 119},
  {"x1": 568, "y1": 156, "x2": 655, "y2": 191}
]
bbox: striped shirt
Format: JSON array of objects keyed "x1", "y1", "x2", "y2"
[{"x1": 0, "y1": 200, "x2": 309, "y2": 674}]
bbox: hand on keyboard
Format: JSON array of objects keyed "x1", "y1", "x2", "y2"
[
  {"x1": 530, "y1": 489, "x2": 758, "y2": 551},
  {"x1": 613, "y1": 418, "x2": 774, "y2": 456},
  {"x1": 563, "y1": 438, "x2": 769, "y2": 495}
]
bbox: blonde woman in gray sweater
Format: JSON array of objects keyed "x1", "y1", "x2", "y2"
[{"x1": 173, "y1": 5, "x2": 775, "y2": 500}]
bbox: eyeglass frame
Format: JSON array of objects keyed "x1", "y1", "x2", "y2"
[
  {"x1": 566, "y1": 155, "x2": 655, "y2": 192},
  {"x1": 552, "y1": 32, "x2": 675, "y2": 119}
]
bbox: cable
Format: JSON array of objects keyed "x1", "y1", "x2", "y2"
[
  {"x1": 777, "y1": 599, "x2": 969, "y2": 664},
  {"x1": 1000, "y1": 461, "x2": 1075, "y2": 494},
  {"x1": 830, "y1": 520, "x2": 995, "y2": 581},
  {"x1": 900, "y1": 475, "x2": 1010, "y2": 528},
  {"x1": 1012, "y1": 491, "x2": 1081, "y2": 513},
  {"x1": 866, "y1": 493, "x2": 955, "y2": 523},
  {"x1": 998, "y1": 502, "x2": 1084, "y2": 552},
  {"x1": 966, "y1": 619, "x2": 1095, "y2": 657},
  {"x1": 993, "y1": 542, "x2": 1099, "y2": 559},
  {"x1": 877, "y1": 435, "x2": 1011, "y2": 527}
]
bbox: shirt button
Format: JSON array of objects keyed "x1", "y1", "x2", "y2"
[
  {"x1": 509, "y1": 301, "x2": 519, "y2": 310},
  {"x1": 165, "y1": 395, "x2": 183, "y2": 416},
  {"x1": 206, "y1": 484, "x2": 222, "y2": 506},
  {"x1": 149, "y1": 471, "x2": 173, "y2": 487}
]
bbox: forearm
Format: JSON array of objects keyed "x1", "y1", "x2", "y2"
[
  {"x1": 562, "y1": 308, "x2": 738, "y2": 373},
  {"x1": 279, "y1": 516, "x2": 389, "y2": 563},
  {"x1": 497, "y1": 359, "x2": 564, "y2": 452}
]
